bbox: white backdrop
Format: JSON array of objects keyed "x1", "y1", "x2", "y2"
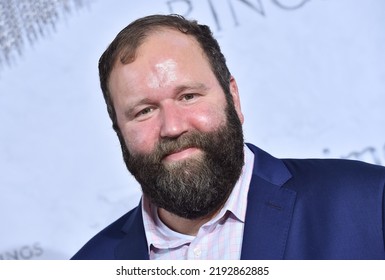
[{"x1": 0, "y1": 0, "x2": 384, "y2": 259}]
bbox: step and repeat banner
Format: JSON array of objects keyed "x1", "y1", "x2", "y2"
[{"x1": 0, "y1": 0, "x2": 384, "y2": 259}]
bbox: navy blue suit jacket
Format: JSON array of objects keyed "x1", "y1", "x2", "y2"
[{"x1": 72, "y1": 144, "x2": 385, "y2": 259}]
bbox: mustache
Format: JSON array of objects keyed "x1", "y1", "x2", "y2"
[{"x1": 150, "y1": 132, "x2": 208, "y2": 162}]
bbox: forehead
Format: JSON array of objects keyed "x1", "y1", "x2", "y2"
[
  {"x1": 134, "y1": 28, "x2": 207, "y2": 67},
  {"x1": 108, "y1": 28, "x2": 216, "y2": 95}
]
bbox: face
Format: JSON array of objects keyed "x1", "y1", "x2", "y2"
[{"x1": 108, "y1": 29, "x2": 245, "y2": 219}]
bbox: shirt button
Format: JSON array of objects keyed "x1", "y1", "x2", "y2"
[{"x1": 193, "y1": 247, "x2": 201, "y2": 258}]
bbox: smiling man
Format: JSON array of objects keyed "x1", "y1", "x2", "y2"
[
  {"x1": 72, "y1": 14, "x2": 385, "y2": 260},
  {"x1": 108, "y1": 27, "x2": 245, "y2": 228}
]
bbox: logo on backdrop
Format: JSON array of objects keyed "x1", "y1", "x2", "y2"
[
  {"x1": 0, "y1": 242, "x2": 44, "y2": 260},
  {"x1": 323, "y1": 143, "x2": 385, "y2": 166},
  {"x1": 166, "y1": 0, "x2": 313, "y2": 30}
]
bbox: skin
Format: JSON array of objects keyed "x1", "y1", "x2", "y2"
[{"x1": 108, "y1": 28, "x2": 244, "y2": 235}]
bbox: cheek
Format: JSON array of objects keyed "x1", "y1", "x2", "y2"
[
  {"x1": 189, "y1": 105, "x2": 227, "y2": 132},
  {"x1": 121, "y1": 124, "x2": 158, "y2": 155}
]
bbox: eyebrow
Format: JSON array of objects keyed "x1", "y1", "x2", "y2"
[
  {"x1": 173, "y1": 82, "x2": 208, "y2": 95},
  {"x1": 124, "y1": 82, "x2": 209, "y2": 118}
]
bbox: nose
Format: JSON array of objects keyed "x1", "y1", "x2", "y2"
[{"x1": 159, "y1": 103, "x2": 188, "y2": 139}]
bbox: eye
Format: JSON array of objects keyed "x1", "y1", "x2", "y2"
[
  {"x1": 135, "y1": 107, "x2": 154, "y2": 118},
  {"x1": 181, "y1": 93, "x2": 196, "y2": 101}
]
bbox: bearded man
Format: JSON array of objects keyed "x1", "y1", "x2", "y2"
[{"x1": 72, "y1": 14, "x2": 385, "y2": 260}]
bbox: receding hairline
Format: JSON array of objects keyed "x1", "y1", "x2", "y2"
[
  {"x1": 116, "y1": 26, "x2": 198, "y2": 66},
  {"x1": 107, "y1": 26, "x2": 210, "y2": 92}
]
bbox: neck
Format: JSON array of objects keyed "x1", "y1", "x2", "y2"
[{"x1": 157, "y1": 208, "x2": 220, "y2": 236}]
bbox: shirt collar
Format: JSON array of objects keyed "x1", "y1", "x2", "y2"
[{"x1": 218, "y1": 145, "x2": 254, "y2": 223}]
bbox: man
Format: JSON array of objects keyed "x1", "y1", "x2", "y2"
[{"x1": 72, "y1": 14, "x2": 385, "y2": 260}]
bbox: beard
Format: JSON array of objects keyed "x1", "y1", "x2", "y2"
[{"x1": 120, "y1": 103, "x2": 244, "y2": 220}]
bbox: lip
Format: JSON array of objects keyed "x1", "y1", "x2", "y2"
[{"x1": 162, "y1": 147, "x2": 200, "y2": 163}]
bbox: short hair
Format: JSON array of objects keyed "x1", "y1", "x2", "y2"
[{"x1": 98, "y1": 14, "x2": 233, "y2": 132}]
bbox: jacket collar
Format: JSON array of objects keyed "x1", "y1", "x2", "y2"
[
  {"x1": 241, "y1": 143, "x2": 295, "y2": 259},
  {"x1": 115, "y1": 202, "x2": 150, "y2": 259}
]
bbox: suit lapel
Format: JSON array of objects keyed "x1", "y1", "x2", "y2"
[
  {"x1": 241, "y1": 144, "x2": 296, "y2": 259},
  {"x1": 115, "y1": 202, "x2": 149, "y2": 260}
]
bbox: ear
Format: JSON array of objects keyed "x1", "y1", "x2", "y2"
[{"x1": 229, "y1": 76, "x2": 244, "y2": 124}]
